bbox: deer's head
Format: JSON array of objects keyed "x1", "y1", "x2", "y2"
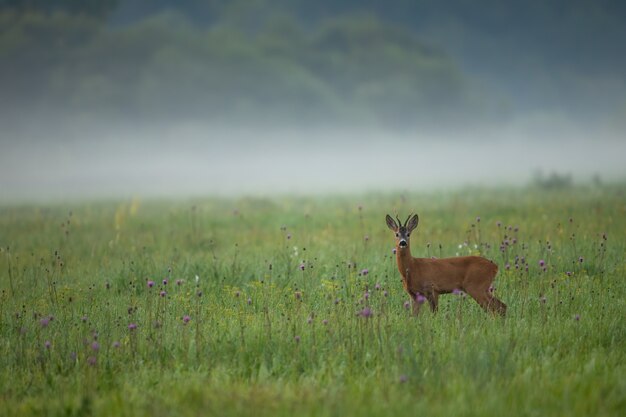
[{"x1": 386, "y1": 214, "x2": 419, "y2": 250}]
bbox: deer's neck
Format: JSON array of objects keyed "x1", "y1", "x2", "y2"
[{"x1": 396, "y1": 245, "x2": 416, "y2": 280}]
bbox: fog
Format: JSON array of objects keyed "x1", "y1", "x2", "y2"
[
  {"x1": 2, "y1": 122, "x2": 624, "y2": 202},
  {"x1": 1, "y1": 1, "x2": 625, "y2": 202}
]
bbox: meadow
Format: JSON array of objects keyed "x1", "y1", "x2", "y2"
[{"x1": 1, "y1": 185, "x2": 625, "y2": 417}]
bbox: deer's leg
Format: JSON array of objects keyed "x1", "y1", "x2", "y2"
[
  {"x1": 426, "y1": 292, "x2": 439, "y2": 313},
  {"x1": 486, "y1": 295, "x2": 507, "y2": 317},
  {"x1": 410, "y1": 298, "x2": 423, "y2": 316},
  {"x1": 466, "y1": 287, "x2": 506, "y2": 317}
]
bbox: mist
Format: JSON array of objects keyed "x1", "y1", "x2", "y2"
[{"x1": 1, "y1": 0, "x2": 625, "y2": 202}]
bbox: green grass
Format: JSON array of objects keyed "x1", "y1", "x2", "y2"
[{"x1": 1, "y1": 186, "x2": 625, "y2": 416}]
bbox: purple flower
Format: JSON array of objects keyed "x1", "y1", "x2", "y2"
[
  {"x1": 566, "y1": 271, "x2": 572, "y2": 277},
  {"x1": 505, "y1": 263, "x2": 510, "y2": 270},
  {"x1": 392, "y1": 248, "x2": 397, "y2": 255},
  {"x1": 574, "y1": 314, "x2": 580, "y2": 321},
  {"x1": 538, "y1": 259, "x2": 545, "y2": 267},
  {"x1": 182, "y1": 315, "x2": 191, "y2": 324},
  {"x1": 452, "y1": 288, "x2": 463, "y2": 296},
  {"x1": 364, "y1": 291, "x2": 370, "y2": 300},
  {"x1": 162, "y1": 279, "x2": 168, "y2": 286},
  {"x1": 147, "y1": 280, "x2": 155, "y2": 288},
  {"x1": 128, "y1": 323, "x2": 137, "y2": 330},
  {"x1": 287, "y1": 234, "x2": 292, "y2": 240},
  {"x1": 415, "y1": 293, "x2": 426, "y2": 304},
  {"x1": 160, "y1": 291, "x2": 167, "y2": 297},
  {"x1": 403, "y1": 301, "x2": 410, "y2": 310},
  {"x1": 87, "y1": 356, "x2": 97, "y2": 367},
  {"x1": 360, "y1": 268, "x2": 369, "y2": 276},
  {"x1": 383, "y1": 290, "x2": 389, "y2": 297},
  {"x1": 294, "y1": 335, "x2": 301, "y2": 343},
  {"x1": 359, "y1": 307, "x2": 373, "y2": 318},
  {"x1": 44, "y1": 340, "x2": 51, "y2": 349},
  {"x1": 176, "y1": 279, "x2": 183, "y2": 286},
  {"x1": 299, "y1": 263, "x2": 305, "y2": 271},
  {"x1": 374, "y1": 283, "x2": 381, "y2": 290},
  {"x1": 91, "y1": 341, "x2": 100, "y2": 352},
  {"x1": 40, "y1": 317, "x2": 50, "y2": 328},
  {"x1": 113, "y1": 341, "x2": 121, "y2": 348},
  {"x1": 322, "y1": 319, "x2": 328, "y2": 325}
]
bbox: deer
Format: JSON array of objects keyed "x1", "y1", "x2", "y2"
[{"x1": 386, "y1": 214, "x2": 507, "y2": 317}]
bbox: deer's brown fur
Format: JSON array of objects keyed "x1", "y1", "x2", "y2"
[{"x1": 387, "y1": 214, "x2": 507, "y2": 316}]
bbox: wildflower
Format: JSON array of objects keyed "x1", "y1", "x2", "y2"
[
  {"x1": 235, "y1": 291, "x2": 240, "y2": 298},
  {"x1": 375, "y1": 283, "x2": 381, "y2": 290},
  {"x1": 415, "y1": 293, "x2": 426, "y2": 304},
  {"x1": 392, "y1": 248, "x2": 397, "y2": 255},
  {"x1": 295, "y1": 291, "x2": 302, "y2": 300},
  {"x1": 160, "y1": 291, "x2": 167, "y2": 297},
  {"x1": 364, "y1": 291, "x2": 370, "y2": 300},
  {"x1": 403, "y1": 301, "x2": 410, "y2": 310},
  {"x1": 364, "y1": 235, "x2": 369, "y2": 242},
  {"x1": 287, "y1": 234, "x2": 292, "y2": 240},
  {"x1": 40, "y1": 317, "x2": 50, "y2": 328},
  {"x1": 81, "y1": 316, "x2": 88, "y2": 322},
  {"x1": 505, "y1": 263, "x2": 510, "y2": 270},
  {"x1": 162, "y1": 279, "x2": 168, "y2": 286},
  {"x1": 147, "y1": 280, "x2": 155, "y2": 288},
  {"x1": 128, "y1": 323, "x2": 137, "y2": 330},
  {"x1": 44, "y1": 340, "x2": 51, "y2": 349},
  {"x1": 383, "y1": 290, "x2": 389, "y2": 297},
  {"x1": 247, "y1": 298, "x2": 252, "y2": 305},
  {"x1": 566, "y1": 271, "x2": 572, "y2": 277},
  {"x1": 299, "y1": 263, "x2": 305, "y2": 271},
  {"x1": 452, "y1": 288, "x2": 463, "y2": 295},
  {"x1": 182, "y1": 315, "x2": 191, "y2": 325},
  {"x1": 579, "y1": 256, "x2": 584, "y2": 263},
  {"x1": 476, "y1": 216, "x2": 481, "y2": 223},
  {"x1": 87, "y1": 356, "x2": 97, "y2": 366},
  {"x1": 113, "y1": 341, "x2": 121, "y2": 348},
  {"x1": 399, "y1": 375, "x2": 408, "y2": 383},
  {"x1": 91, "y1": 341, "x2": 100, "y2": 352},
  {"x1": 307, "y1": 317, "x2": 313, "y2": 324},
  {"x1": 539, "y1": 259, "x2": 545, "y2": 267},
  {"x1": 322, "y1": 319, "x2": 328, "y2": 325},
  {"x1": 360, "y1": 268, "x2": 369, "y2": 276},
  {"x1": 574, "y1": 314, "x2": 580, "y2": 321},
  {"x1": 496, "y1": 221, "x2": 502, "y2": 227},
  {"x1": 195, "y1": 275, "x2": 199, "y2": 284},
  {"x1": 540, "y1": 296, "x2": 547, "y2": 304},
  {"x1": 176, "y1": 279, "x2": 183, "y2": 286},
  {"x1": 294, "y1": 335, "x2": 301, "y2": 343},
  {"x1": 359, "y1": 307, "x2": 373, "y2": 318}
]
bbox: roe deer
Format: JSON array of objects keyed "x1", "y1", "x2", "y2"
[{"x1": 386, "y1": 214, "x2": 507, "y2": 316}]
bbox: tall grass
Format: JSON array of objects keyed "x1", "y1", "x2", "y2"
[{"x1": 1, "y1": 186, "x2": 625, "y2": 416}]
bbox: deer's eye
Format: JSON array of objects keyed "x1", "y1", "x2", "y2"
[
  {"x1": 395, "y1": 233, "x2": 399, "y2": 237},
  {"x1": 407, "y1": 233, "x2": 410, "y2": 237}
]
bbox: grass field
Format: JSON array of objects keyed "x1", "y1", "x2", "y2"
[{"x1": 1, "y1": 186, "x2": 625, "y2": 416}]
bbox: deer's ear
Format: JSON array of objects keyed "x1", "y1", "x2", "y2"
[
  {"x1": 407, "y1": 214, "x2": 419, "y2": 232},
  {"x1": 386, "y1": 214, "x2": 398, "y2": 231}
]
